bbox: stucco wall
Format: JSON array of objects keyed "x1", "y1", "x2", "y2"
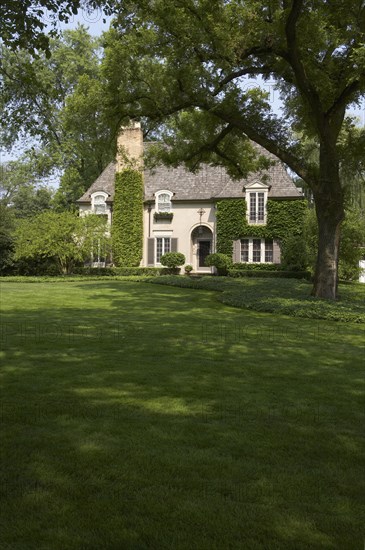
[{"x1": 143, "y1": 201, "x2": 216, "y2": 270}]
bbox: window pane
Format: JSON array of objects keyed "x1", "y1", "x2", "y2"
[
  {"x1": 253, "y1": 239, "x2": 261, "y2": 262},
  {"x1": 249, "y1": 193, "x2": 256, "y2": 222},
  {"x1": 265, "y1": 239, "x2": 273, "y2": 262},
  {"x1": 158, "y1": 193, "x2": 171, "y2": 212},
  {"x1": 240, "y1": 239, "x2": 249, "y2": 262},
  {"x1": 156, "y1": 238, "x2": 163, "y2": 263},
  {"x1": 257, "y1": 193, "x2": 265, "y2": 221},
  {"x1": 164, "y1": 238, "x2": 171, "y2": 254},
  {"x1": 156, "y1": 237, "x2": 171, "y2": 263}
]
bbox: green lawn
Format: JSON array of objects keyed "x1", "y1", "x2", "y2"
[{"x1": 0, "y1": 280, "x2": 364, "y2": 549}]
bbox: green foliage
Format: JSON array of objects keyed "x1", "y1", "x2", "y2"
[
  {"x1": 145, "y1": 276, "x2": 365, "y2": 323},
  {"x1": 216, "y1": 200, "x2": 247, "y2": 256},
  {"x1": 0, "y1": 204, "x2": 15, "y2": 274},
  {"x1": 302, "y1": 207, "x2": 365, "y2": 281},
  {"x1": 184, "y1": 264, "x2": 193, "y2": 274},
  {"x1": 216, "y1": 199, "x2": 308, "y2": 255},
  {"x1": 339, "y1": 210, "x2": 365, "y2": 281},
  {"x1": 72, "y1": 266, "x2": 162, "y2": 276},
  {"x1": 1, "y1": 158, "x2": 54, "y2": 220},
  {"x1": 1, "y1": 28, "x2": 114, "y2": 209},
  {"x1": 205, "y1": 253, "x2": 232, "y2": 275},
  {"x1": 153, "y1": 212, "x2": 173, "y2": 220},
  {"x1": 0, "y1": 0, "x2": 89, "y2": 55},
  {"x1": 112, "y1": 169, "x2": 143, "y2": 267},
  {"x1": 231, "y1": 263, "x2": 282, "y2": 271},
  {"x1": 160, "y1": 252, "x2": 185, "y2": 269},
  {"x1": 14, "y1": 211, "x2": 109, "y2": 274},
  {"x1": 228, "y1": 269, "x2": 310, "y2": 279},
  {"x1": 280, "y1": 235, "x2": 308, "y2": 271}
]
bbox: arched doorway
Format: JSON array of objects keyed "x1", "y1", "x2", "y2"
[{"x1": 191, "y1": 225, "x2": 214, "y2": 272}]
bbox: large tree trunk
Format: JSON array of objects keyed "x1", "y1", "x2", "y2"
[
  {"x1": 311, "y1": 139, "x2": 345, "y2": 299},
  {"x1": 311, "y1": 199, "x2": 343, "y2": 299}
]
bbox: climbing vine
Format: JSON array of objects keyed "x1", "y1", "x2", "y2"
[
  {"x1": 112, "y1": 169, "x2": 143, "y2": 266},
  {"x1": 216, "y1": 198, "x2": 308, "y2": 255}
]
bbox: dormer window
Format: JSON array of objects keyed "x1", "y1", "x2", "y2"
[
  {"x1": 92, "y1": 192, "x2": 108, "y2": 214},
  {"x1": 249, "y1": 192, "x2": 265, "y2": 223},
  {"x1": 244, "y1": 181, "x2": 270, "y2": 225},
  {"x1": 155, "y1": 190, "x2": 173, "y2": 213}
]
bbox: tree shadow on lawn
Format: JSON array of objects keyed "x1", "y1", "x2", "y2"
[{"x1": 0, "y1": 287, "x2": 364, "y2": 549}]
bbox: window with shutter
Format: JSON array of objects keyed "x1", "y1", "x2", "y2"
[{"x1": 240, "y1": 238, "x2": 275, "y2": 263}]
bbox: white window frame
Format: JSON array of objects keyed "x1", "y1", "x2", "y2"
[
  {"x1": 155, "y1": 190, "x2": 173, "y2": 213},
  {"x1": 91, "y1": 192, "x2": 108, "y2": 215},
  {"x1": 155, "y1": 236, "x2": 171, "y2": 264},
  {"x1": 244, "y1": 181, "x2": 269, "y2": 225},
  {"x1": 240, "y1": 238, "x2": 274, "y2": 263}
]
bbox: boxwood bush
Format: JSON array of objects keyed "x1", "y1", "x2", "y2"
[{"x1": 205, "y1": 253, "x2": 232, "y2": 275}]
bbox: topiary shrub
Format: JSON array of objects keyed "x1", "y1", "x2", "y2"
[
  {"x1": 205, "y1": 253, "x2": 232, "y2": 275},
  {"x1": 160, "y1": 252, "x2": 185, "y2": 274},
  {"x1": 184, "y1": 264, "x2": 193, "y2": 275}
]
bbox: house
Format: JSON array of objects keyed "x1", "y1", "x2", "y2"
[{"x1": 77, "y1": 123, "x2": 304, "y2": 271}]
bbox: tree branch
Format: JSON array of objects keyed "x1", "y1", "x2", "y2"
[{"x1": 284, "y1": 0, "x2": 323, "y2": 119}]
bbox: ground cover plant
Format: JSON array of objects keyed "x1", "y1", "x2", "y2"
[
  {"x1": 0, "y1": 280, "x2": 364, "y2": 549},
  {"x1": 144, "y1": 276, "x2": 365, "y2": 324}
]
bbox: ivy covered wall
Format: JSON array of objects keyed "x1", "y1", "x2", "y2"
[
  {"x1": 216, "y1": 198, "x2": 308, "y2": 255},
  {"x1": 112, "y1": 169, "x2": 143, "y2": 266}
]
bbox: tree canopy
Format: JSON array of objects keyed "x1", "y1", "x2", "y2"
[
  {"x1": 103, "y1": 0, "x2": 365, "y2": 298},
  {"x1": 1, "y1": 26, "x2": 114, "y2": 208},
  {"x1": 0, "y1": 0, "x2": 113, "y2": 56}
]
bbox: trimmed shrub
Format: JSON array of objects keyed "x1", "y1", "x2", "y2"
[
  {"x1": 184, "y1": 264, "x2": 193, "y2": 274},
  {"x1": 160, "y1": 252, "x2": 185, "y2": 273},
  {"x1": 205, "y1": 253, "x2": 232, "y2": 275}
]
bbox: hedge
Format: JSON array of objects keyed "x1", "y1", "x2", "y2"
[
  {"x1": 228, "y1": 268, "x2": 311, "y2": 279},
  {"x1": 72, "y1": 266, "x2": 162, "y2": 276}
]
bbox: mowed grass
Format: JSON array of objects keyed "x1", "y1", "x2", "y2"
[{"x1": 0, "y1": 281, "x2": 364, "y2": 550}]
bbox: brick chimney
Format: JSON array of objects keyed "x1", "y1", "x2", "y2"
[{"x1": 116, "y1": 121, "x2": 143, "y2": 172}]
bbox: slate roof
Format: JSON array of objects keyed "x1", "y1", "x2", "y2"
[{"x1": 77, "y1": 145, "x2": 301, "y2": 203}]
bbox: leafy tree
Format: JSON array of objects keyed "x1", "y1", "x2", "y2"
[
  {"x1": 285, "y1": 207, "x2": 365, "y2": 281},
  {"x1": 0, "y1": 204, "x2": 15, "y2": 273},
  {"x1": 0, "y1": 159, "x2": 38, "y2": 206},
  {"x1": 103, "y1": 0, "x2": 365, "y2": 299},
  {"x1": 14, "y1": 211, "x2": 109, "y2": 274},
  {"x1": 0, "y1": 0, "x2": 112, "y2": 56},
  {"x1": 1, "y1": 27, "x2": 114, "y2": 209},
  {"x1": 0, "y1": 158, "x2": 54, "y2": 217}
]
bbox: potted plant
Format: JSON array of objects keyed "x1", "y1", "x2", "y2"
[{"x1": 184, "y1": 264, "x2": 193, "y2": 275}]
